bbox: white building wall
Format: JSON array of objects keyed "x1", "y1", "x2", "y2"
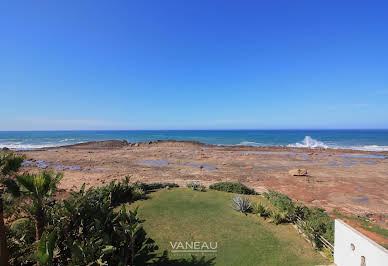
[{"x1": 334, "y1": 219, "x2": 388, "y2": 266}]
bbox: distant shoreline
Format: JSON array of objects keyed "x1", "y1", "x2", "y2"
[
  {"x1": 15, "y1": 139, "x2": 388, "y2": 156},
  {"x1": 2, "y1": 129, "x2": 388, "y2": 152}
]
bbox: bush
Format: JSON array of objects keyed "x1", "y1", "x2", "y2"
[
  {"x1": 322, "y1": 247, "x2": 334, "y2": 262},
  {"x1": 267, "y1": 209, "x2": 288, "y2": 224},
  {"x1": 133, "y1": 187, "x2": 145, "y2": 200},
  {"x1": 263, "y1": 190, "x2": 295, "y2": 222},
  {"x1": 261, "y1": 190, "x2": 334, "y2": 249},
  {"x1": 6, "y1": 175, "x2": 160, "y2": 266},
  {"x1": 43, "y1": 185, "x2": 158, "y2": 265},
  {"x1": 300, "y1": 207, "x2": 334, "y2": 249},
  {"x1": 136, "y1": 182, "x2": 179, "y2": 191},
  {"x1": 251, "y1": 202, "x2": 270, "y2": 217},
  {"x1": 209, "y1": 182, "x2": 256, "y2": 194},
  {"x1": 231, "y1": 195, "x2": 251, "y2": 213},
  {"x1": 187, "y1": 182, "x2": 206, "y2": 192}
]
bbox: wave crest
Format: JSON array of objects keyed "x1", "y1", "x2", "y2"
[
  {"x1": 288, "y1": 136, "x2": 328, "y2": 149},
  {"x1": 239, "y1": 141, "x2": 262, "y2": 146}
]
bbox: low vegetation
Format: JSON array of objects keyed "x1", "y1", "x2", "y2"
[
  {"x1": 209, "y1": 181, "x2": 257, "y2": 194},
  {"x1": 231, "y1": 194, "x2": 251, "y2": 213},
  {"x1": 0, "y1": 150, "x2": 179, "y2": 266},
  {"x1": 0, "y1": 150, "x2": 332, "y2": 265},
  {"x1": 186, "y1": 181, "x2": 206, "y2": 191},
  {"x1": 248, "y1": 190, "x2": 334, "y2": 250},
  {"x1": 127, "y1": 188, "x2": 328, "y2": 265},
  {"x1": 5, "y1": 176, "x2": 173, "y2": 265}
]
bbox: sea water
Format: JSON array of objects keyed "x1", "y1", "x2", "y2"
[{"x1": 0, "y1": 130, "x2": 388, "y2": 152}]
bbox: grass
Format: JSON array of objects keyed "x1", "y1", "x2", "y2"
[{"x1": 126, "y1": 188, "x2": 329, "y2": 266}]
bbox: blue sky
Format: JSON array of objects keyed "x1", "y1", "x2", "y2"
[{"x1": 1, "y1": 0, "x2": 387, "y2": 130}]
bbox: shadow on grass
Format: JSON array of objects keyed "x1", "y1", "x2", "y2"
[{"x1": 151, "y1": 251, "x2": 216, "y2": 265}]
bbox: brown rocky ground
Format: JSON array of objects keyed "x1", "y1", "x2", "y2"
[{"x1": 19, "y1": 140, "x2": 388, "y2": 237}]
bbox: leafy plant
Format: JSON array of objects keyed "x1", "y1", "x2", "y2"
[
  {"x1": 0, "y1": 151, "x2": 24, "y2": 266},
  {"x1": 133, "y1": 187, "x2": 145, "y2": 200},
  {"x1": 16, "y1": 171, "x2": 63, "y2": 242},
  {"x1": 322, "y1": 247, "x2": 334, "y2": 262},
  {"x1": 251, "y1": 202, "x2": 269, "y2": 217},
  {"x1": 263, "y1": 190, "x2": 295, "y2": 222},
  {"x1": 209, "y1": 182, "x2": 256, "y2": 195},
  {"x1": 231, "y1": 195, "x2": 251, "y2": 213},
  {"x1": 267, "y1": 209, "x2": 288, "y2": 224},
  {"x1": 187, "y1": 182, "x2": 206, "y2": 192},
  {"x1": 137, "y1": 182, "x2": 179, "y2": 191}
]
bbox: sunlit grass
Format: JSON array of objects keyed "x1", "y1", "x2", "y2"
[{"x1": 127, "y1": 188, "x2": 328, "y2": 265}]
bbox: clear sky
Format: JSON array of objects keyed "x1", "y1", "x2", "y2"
[{"x1": 1, "y1": 0, "x2": 387, "y2": 130}]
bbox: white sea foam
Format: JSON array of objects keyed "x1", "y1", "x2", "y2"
[
  {"x1": 59, "y1": 138, "x2": 76, "y2": 142},
  {"x1": 288, "y1": 136, "x2": 329, "y2": 149},
  {"x1": 239, "y1": 141, "x2": 262, "y2": 146},
  {"x1": 347, "y1": 145, "x2": 388, "y2": 152},
  {"x1": 0, "y1": 143, "x2": 57, "y2": 150}
]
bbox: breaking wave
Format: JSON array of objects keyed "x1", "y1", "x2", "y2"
[
  {"x1": 288, "y1": 136, "x2": 329, "y2": 149},
  {"x1": 59, "y1": 138, "x2": 76, "y2": 142},
  {"x1": 239, "y1": 141, "x2": 262, "y2": 146},
  {"x1": 346, "y1": 145, "x2": 388, "y2": 152},
  {"x1": 0, "y1": 143, "x2": 57, "y2": 150}
]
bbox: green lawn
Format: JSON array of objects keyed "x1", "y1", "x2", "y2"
[{"x1": 127, "y1": 188, "x2": 329, "y2": 266}]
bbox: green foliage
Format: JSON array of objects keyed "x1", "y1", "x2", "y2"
[
  {"x1": 296, "y1": 206, "x2": 334, "y2": 249},
  {"x1": 231, "y1": 195, "x2": 251, "y2": 213},
  {"x1": 133, "y1": 187, "x2": 145, "y2": 199},
  {"x1": 251, "y1": 202, "x2": 269, "y2": 217},
  {"x1": 209, "y1": 182, "x2": 256, "y2": 194},
  {"x1": 137, "y1": 182, "x2": 179, "y2": 191},
  {"x1": 260, "y1": 190, "x2": 334, "y2": 249},
  {"x1": 322, "y1": 247, "x2": 334, "y2": 262},
  {"x1": 6, "y1": 217, "x2": 36, "y2": 265},
  {"x1": 263, "y1": 190, "x2": 295, "y2": 222},
  {"x1": 45, "y1": 185, "x2": 158, "y2": 265},
  {"x1": 0, "y1": 151, "x2": 24, "y2": 175},
  {"x1": 187, "y1": 182, "x2": 206, "y2": 192},
  {"x1": 6, "y1": 175, "x2": 161, "y2": 265},
  {"x1": 36, "y1": 230, "x2": 57, "y2": 265},
  {"x1": 267, "y1": 210, "x2": 288, "y2": 225},
  {"x1": 16, "y1": 171, "x2": 63, "y2": 200}
]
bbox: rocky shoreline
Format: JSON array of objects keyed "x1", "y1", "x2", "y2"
[{"x1": 17, "y1": 139, "x2": 388, "y2": 239}]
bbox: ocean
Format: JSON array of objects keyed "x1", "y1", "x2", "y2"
[{"x1": 0, "y1": 130, "x2": 388, "y2": 151}]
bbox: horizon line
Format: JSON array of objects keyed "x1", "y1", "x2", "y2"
[{"x1": 1, "y1": 128, "x2": 388, "y2": 132}]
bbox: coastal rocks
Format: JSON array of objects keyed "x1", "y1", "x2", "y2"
[{"x1": 289, "y1": 168, "x2": 308, "y2": 176}]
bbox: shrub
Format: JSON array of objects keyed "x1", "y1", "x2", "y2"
[
  {"x1": 267, "y1": 209, "x2": 288, "y2": 224},
  {"x1": 251, "y1": 202, "x2": 270, "y2": 217},
  {"x1": 6, "y1": 175, "x2": 160, "y2": 266},
  {"x1": 263, "y1": 190, "x2": 295, "y2": 222},
  {"x1": 209, "y1": 182, "x2": 256, "y2": 194},
  {"x1": 187, "y1": 182, "x2": 206, "y2": 192},
  {"x1": 133, "y1": 187, "x2": 145, "y2": 200},
  {"x1": 301, "y1": 207, "x2": 334, "y2": 249},
  {"x1": 136, "y1": 182, "x2": 179, "y2": 191},
  {"x1": 231, "y1": 195, "x2": 251, "y2": 213},
  {"x1": 261, "y1": 190, "x2": 334, "y2": 249},
  {"x1": 322, "y1": 247, "x2": 334, "y2": 262},
  {"x1": 43, "y1": 185, "x2": 158, "y2": 265}
]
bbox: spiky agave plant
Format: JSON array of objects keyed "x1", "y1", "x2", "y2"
[{"x1": 231, "y1": 195, "x2": 251, "y2": 213}]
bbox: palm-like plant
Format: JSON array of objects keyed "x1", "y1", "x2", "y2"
[
  {"x1": 0, "y1": 151, "x2": 24, "y2": 266},
  {"x1": 15, "y1": 171, "x2": 63, "y2": 241}
]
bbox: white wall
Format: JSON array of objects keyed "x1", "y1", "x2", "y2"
[{"x1": 334, "y1": 219, "x2": 388, "y2": 266}]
